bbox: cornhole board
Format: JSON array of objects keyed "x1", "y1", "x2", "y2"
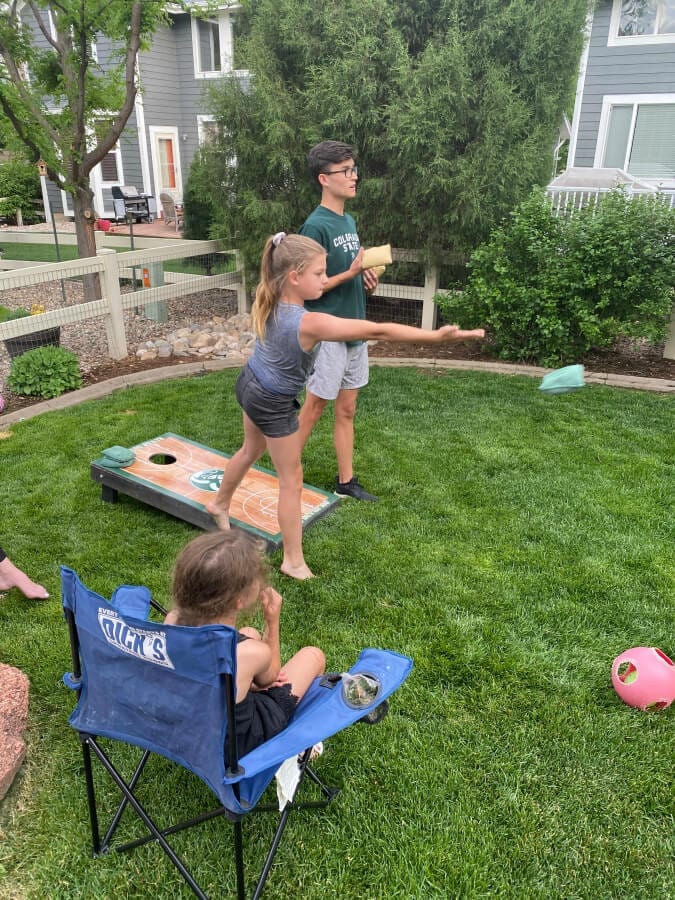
[{"x1": 90, "y1": 432, "x2": 339, "y2": 550}]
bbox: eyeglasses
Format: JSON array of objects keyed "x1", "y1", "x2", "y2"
[{"x1": 322, "y1": 166, "x2": 358, "y2": 179}]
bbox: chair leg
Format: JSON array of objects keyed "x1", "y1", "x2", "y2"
[
  {"x1": 251, "y1": 749, "x2": 339, "y2": 899},
  {"x1": 80, "y1": 738, "x2": 101, "y2": 855},
  {"x1": 233, "y1": 820, "x2": 246, "y2": 900},
  {"x1": 85, "y1": 737, "x2": 208, "y2": 899},
  {"x1": 102, "y1": 746, "x2": 152, "y2": 850}
]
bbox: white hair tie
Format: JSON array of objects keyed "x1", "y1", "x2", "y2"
[{"x1": 272, "y1": 231, "x2": 286, "y2": 248}]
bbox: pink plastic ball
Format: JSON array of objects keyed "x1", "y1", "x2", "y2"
[
  {"x1": 0, "y1": 393, "x2": 4, "y2": 413},
  {"x1": 611, "y1": 647, "x2": 675, "y2": 711}
]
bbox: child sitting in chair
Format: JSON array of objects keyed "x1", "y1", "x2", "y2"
[{"x1": 165, "y1": 531, "x2": 325, "y2": 757}]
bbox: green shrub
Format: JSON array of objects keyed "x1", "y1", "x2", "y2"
[
  {"x1": 0, "y1": 157, "x2": 42, "y2": 225},
  {"x1": 8, "y1": 345, "x2": 82, "y2": 399},
  {"x1": 437, "y1": 189, "x2": 675, "y2": 366},
  {"x1": 182, "y1": 149, "x2": 218, "y2": 241},
  {"x1": 0, "y1": 305, "x2": 31, "y2": 322}
]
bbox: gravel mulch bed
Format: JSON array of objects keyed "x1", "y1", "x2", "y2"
[{"x1": 0, "y1": 278, "x2": 238, "y2": 403}]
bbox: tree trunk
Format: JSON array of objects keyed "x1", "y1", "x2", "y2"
[{"x1": 71, "y1": 182, "x2": 102, "y2": 301}]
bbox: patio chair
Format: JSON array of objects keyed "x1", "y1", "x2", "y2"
[
  {"x1": 61, "y1": 566, "x2": 412, "y2": 899},
  {"x1": 160, "y1": 192, "x2": 184, "y2": 231}
]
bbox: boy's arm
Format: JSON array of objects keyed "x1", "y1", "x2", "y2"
[
  {"x1": 324, "y1": 248, "x2": 364, "y2": 291},
  {"x1": 301, "y1": 219, "x2": 365, "y2": 291}
]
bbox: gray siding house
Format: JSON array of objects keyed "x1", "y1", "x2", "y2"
[
  {"x1": 20, "y1": 2, "x2": 245, "y2": 221},
  {"x1": 568, "y1": 0, "x2": 675, "y2": 190}
]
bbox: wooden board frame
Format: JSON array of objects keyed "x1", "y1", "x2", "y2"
[{"x1": 91, "y1": 432, "x2": 339, "y2": 551}]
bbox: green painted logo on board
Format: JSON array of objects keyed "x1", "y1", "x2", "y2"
[{"x1": 189, "y1": 468, "x2": 224, "y2": 492}]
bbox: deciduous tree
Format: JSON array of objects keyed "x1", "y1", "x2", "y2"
[{"x1": 0, "y1": 1, "x2": 170, "y2": 293}]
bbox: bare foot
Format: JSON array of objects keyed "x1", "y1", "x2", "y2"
[
  {"x1": 280, "y1": 561, "x2": 315, "y2": 581},
  {"x1": 0, "y1": 558, "x2": 49, "y2": 600},
  {"x1": 205, "y1": 501, "x2": 231, "y2": 531}
]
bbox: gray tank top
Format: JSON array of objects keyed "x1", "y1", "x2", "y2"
[{"x1": 248, "y1": 303, "x2": 319, "y2": 396}]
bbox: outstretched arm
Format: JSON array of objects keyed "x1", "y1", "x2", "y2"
[{"x1": 300, "y1": 313, "x2": 484, "y2": 351}]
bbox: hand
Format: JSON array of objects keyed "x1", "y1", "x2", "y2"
[
  {"x1": 260, "y1": 586, "x2": 282, "y2": 622},
  {"x1": 267, "y1": 667, "x2": 289, "y2": 688},
  {"x1": 347, "y1": 248, "x2": 365, "y2": 279},
  {"x1": 362, "y1": 267, "x2": 379, "y2": 293},
  {"x1": 435, "y1": 325, "x2": 485, "y2": 343}
]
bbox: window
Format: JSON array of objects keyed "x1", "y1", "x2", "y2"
[
  {"x1": 158, "y1": 138, "x2": 177, "y2": 190},
  {"x1": 100, "y1": 151, "x2": 120, "y2": 182},
  {"x1": 191, "y1": 13, "x2": 233, "y2": 78},
  {"x1": 598, "y1": 97, "x2": 675, "y2": 180},
  {"x1": 197, "y1": 116, "x2": 219, "y2": 145},
  {"x1": 197, "y1": 18, "x2": 221, "y2": 72},
  {"x1": 609, "y1": 0, "x2": 675, "y2": 43}
]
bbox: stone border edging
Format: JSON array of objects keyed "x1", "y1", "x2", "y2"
[{"x1": 1, "y1": 355, "x2": 673, "y2": 426}]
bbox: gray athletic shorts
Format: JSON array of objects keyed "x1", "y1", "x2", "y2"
[
  {"x1": 306, "y1": 342, "x2": 369, "y2": 400},
  {"x1": 235, "y1": 365, "x2": 301, "y2": 438}
]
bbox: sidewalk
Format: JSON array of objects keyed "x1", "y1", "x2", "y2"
[{"x1": 1, "y1": 357, "x2": 672, "y2": 427}]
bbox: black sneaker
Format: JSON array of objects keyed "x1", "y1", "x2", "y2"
[{"x1": 334, "y1": 476, "x2": 378, "y2": 502}]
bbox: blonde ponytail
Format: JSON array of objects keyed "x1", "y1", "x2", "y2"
[{"x1": 251, "y1": 233, "x2": 325, "y2": 341}]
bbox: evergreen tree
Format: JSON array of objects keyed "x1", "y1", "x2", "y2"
[{"x1": 203, "y1": 0, "x2": 588, "y2": 268}]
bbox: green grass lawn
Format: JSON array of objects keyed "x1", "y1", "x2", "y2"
[
  {"x1": 0, "y1": 243, "x2": 234, "y2": 274},
  {"x1": 0, "y1": 368, "x2": 673, "y2": 899},
  {"x1": 0, "y1": 242, "x2": 81, "y2": 262}
]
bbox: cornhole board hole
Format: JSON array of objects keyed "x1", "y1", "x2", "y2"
[{"x1": 90, "y1": 432, "x2": 339, "y2": 550}]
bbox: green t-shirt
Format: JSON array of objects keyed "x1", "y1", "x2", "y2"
[{"x1": 300, "y1": 205, "x2": 366, "y2": 322}]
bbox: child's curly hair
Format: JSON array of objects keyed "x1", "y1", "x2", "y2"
[{"x1": 171, "y1": 531, "x2": 269, "y2": 626}]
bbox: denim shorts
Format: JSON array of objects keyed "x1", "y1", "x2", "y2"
[{"x1": 235, "y1": 365, "x2": 301, "y2": 438}]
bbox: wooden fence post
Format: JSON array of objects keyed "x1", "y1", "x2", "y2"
[
  {"x1": 664, "y1": 305, "x2": 675, "y2": 360},
  {"x1": 422, "y1": 264, "x2": 439, "y2": 330},
  {"x1": 235, "y1": 250, "x2": 248, "y2": 314},
  {"x1": 98, "y1": 248, "x2": 127, "y2": 359}
]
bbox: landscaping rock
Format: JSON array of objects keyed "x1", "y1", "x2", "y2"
[
  {"x1": 135, "y1": 314, "x2": 256, "y2": 363},
  {"x1": 0, "y1": 663, "x2": 29, "y2": 801}
]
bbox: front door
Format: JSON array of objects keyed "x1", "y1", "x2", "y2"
[{"x1": 149, "y1": 127, "x2": 183, "y2": 205}]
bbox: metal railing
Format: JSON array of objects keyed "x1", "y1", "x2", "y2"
[{"x1": 545, "y1": 186, "x2": 675, "y2": 215}]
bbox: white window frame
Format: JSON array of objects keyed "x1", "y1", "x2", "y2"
[
  {"x1": 91, "y1": 144, "x2": 125, "y2": 217},
  {"x1": 190, "y1": 11, "x2": 233, "y2": 78},
  {"x1": 197, "y1": 115, "x2": 218, "y2": 145},
  {"x1": 594, "y1": 93, "x2": 675, "y2": 185},
  {"x1": 608, "y1": 0, "x2": 675, "y2": 46}
]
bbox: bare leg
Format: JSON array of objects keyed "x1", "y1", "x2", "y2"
[
  {"x1": 0, "y1": 555, "x2": 49, "y2": 600},
  {"x1": 266, "y1": 431, "x2": 314, "y2": 580},
  {"x1": 238, "y1": 626, "x2": 262, "y2": 640},
  {"x1": 205, "y1": 412, "x2": 266, "y2": 529},
  {"x1": 297, "y1": 392, "x2": 329, "y2": 451},
  {"x1": 279, "y1": 646, "x2": 326, "y2": 699},
  {"x1": 333, "y1": 388, "x2": 358, "y2": 484}
]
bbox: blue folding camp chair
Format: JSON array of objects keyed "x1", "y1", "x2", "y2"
[{"x1": 61, "y1": 567, "x2": 412, "y2": 899}]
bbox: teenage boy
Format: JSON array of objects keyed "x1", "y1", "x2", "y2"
[{"x1": 298, "y1": 140, "x2": 379, "y2": 501}]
